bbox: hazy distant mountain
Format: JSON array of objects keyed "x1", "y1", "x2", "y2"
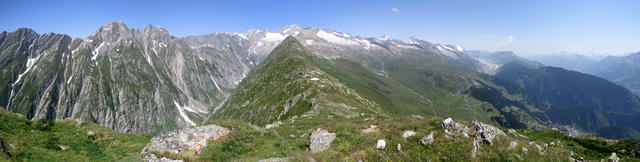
[
  {"x1": 525, "y1": 53, "x2": 600, "y2": 72},
  {"x1": 587, "y1": 52, "x2": 640, "y2": 96}
]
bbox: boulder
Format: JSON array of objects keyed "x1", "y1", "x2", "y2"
[
  {"x1": 474, "y1": 121, "x2": 506, "y2": 145},
  {"x1": 141, "y1": 124, "x2": 229, "y2": 157},
  {"x1": 87, "y1": 131, "x2": 95, "y2": 136},
  {"x1": 508, "y1": 141, "x2": 518, "y2": 150},
  {"x1": 420, "y1": 132, "x2": 435, "y2": 145},
  {"x1": 442, "y1": 118, "x2": 469, "y2": 137},
  {"x1": 522, "y1": 147, "x2": 528, "y2": 154},
  {"x1": 402, "y1": 130, "x2": 416, "y2": 138},
  {"x1": 608, "y1": 152, "x2": 620, "y2": 162},
  {"x1": 376, "y1": 139, "x2": 386, "y2": 149},
  {"x1": 397, "y1": 144, "x2": 402, "y2": 152},
  {"x1": 309, "y1": 128, "x2": 336, "y2": 153},
  {"x1": 361, "y1": 125, "x2": 377, "y2": 134}
]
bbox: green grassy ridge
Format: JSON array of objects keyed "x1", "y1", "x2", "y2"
[
  {"x1": 0, "y1": 109, "x2": 150, "y2": 161},
  {"x1": 214, "y1": 36, "x2": 385, "y2": 126}
]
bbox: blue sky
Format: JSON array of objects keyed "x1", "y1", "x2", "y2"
[{"x1": 1, "y1": 0, "x2": 638, "y2": 56}]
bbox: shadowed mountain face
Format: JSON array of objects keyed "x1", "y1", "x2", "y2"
[
  {"x1": 1, "y1": 22, "x2": 639, "y2": 139},
  {"x1": 493, "y1": 61, "x2": 640, "y2": 139}
]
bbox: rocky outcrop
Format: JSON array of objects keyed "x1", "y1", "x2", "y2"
[
  {"x1": 309, "y1": 128, "x2": 336, "y2": 153},
  {"x1": 474, "y1": 121, "x2": 506, "y2": 145},
  {"x1": 143, "y1": 154, "x2": 184, "y2": 162},
  {"x1": 442, "y1": 118, "x2": 469, "y2": 137},
  {"x1": 141, "y1": 124, "x2": 229, "y2": 160}
]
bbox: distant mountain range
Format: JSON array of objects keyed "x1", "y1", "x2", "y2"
[
  {"x1": 527, "y1": 52, "x2": 640, "y2": 97},
  {"x1": 1, "y1": 22, "x2": 639, "y2": 140}
]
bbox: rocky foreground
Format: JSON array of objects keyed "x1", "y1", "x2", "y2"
[
  {"x1": 141, "y1": 125, "x2": 229, "y2": 161},
  {"x1": 140, "y1": 117, "x2": 636, "y2": 161}
]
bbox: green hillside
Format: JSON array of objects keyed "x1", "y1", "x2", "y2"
[{"x1": 0, "y1": 109, "x2": 150, "y2": 161}]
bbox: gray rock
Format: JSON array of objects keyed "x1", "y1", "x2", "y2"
[
  {"x1": 474, "y1": 121, "x2": 506, "y2": 145},
  {"x1": 397, "y1": 144, "x2": 402, "y2": 152},
  {"x1": 376, "y1": 139, "x2": 386, "y2": 149},
  {"x1": 141, "y1": 124, "x2": 229, "y2": 157},
  {"x1": 361, "y1": 125, "x2": 377, "y2": 134},
  {"x1": 508, "y1": 141, "x2": 518, "y2": 150},
  {"x1": 87, "y1": 131, "x2": 95, "y2": 136},
  {"x1": 522, "y1": 147, "x2": 528, "y2": 154},
  {"x1": 442, "y1": 118, "x2": 469, "y2": 137},
  {"x1": 420, "y1": 132, "x2": 435, "y2": 145},
  {"x1": 402, "y1": 130, "x2": 416, "y2": 138},
  {"x1": 608, "y1": 152, "x2": 620, "y2": 162},
  {"x1": 309, "y1": 128, "x2": 336, "y2": 153},
  {"x1": 529, "y1": 142, "x2": 544, "y2": 154},
  {"x1": 471, "y1": 139, "x2": 479, "y2": 158},
  {"x1": 507, "y1": 129, "x2": 528, "y2": 139},
  {"x1": 143, "y1": 154, "x2": 185, "y2": 162},
  {"x1": 258, "y1": 157, "x2": 294, "y2": 162}
]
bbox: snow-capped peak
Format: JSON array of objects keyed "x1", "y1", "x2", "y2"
[{"x1": 378, "y1": 34, "x2": 393, "y2": 41}]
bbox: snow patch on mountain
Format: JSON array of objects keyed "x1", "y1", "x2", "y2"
[
  {"x1": 317, "y1": 30, "x2": 358, "y2": 46},
  {"x1": 263, "y1": 32, "x2": 286, "y2": 42},
  {"x1": 13, "y1": 54, "x2": 41, "y2": 86},
  {"x1": 173, "y1": 100, "x2": 197, "y2": 126}
]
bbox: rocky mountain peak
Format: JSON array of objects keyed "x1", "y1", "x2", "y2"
[{"x1": 279, "y1": 24, "x2": 303, "y2": 36}]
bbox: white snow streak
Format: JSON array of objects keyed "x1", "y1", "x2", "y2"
[
  {"x1": 210, "y1": 76, "x2": 224, "y2": 94},
  {"x1": 91, "y1": 42, "x2": 105, "y2": 61},
  {"x1": 13, "y1": 54, "x2": 41, "y2": 86},
  {"x1": 173, "y1": 100, "x2": 197, "y2": 126},
  {"x1": 67, "y1": 75, "x2": 73, "y2": 84}
]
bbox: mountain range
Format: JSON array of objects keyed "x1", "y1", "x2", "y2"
[{"x1": 1, "y1": 21, "x2": 639, "y2": 140}]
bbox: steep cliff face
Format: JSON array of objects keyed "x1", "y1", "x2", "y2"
[{"x1": 0, "y1": 22, "x2": 262, "y2": 134}]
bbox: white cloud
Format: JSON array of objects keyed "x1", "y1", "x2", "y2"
[
  {"x1": 497, "y1": 36, "x2": 514, "y2": 47},
  {"x1": 391, "y1": 8, "x2": 400, "y2": 13}
]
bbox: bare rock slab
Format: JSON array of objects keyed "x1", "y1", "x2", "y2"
[
  {"x1": 310, "y1": 128, "x2": 336, "y2": 153},
  {"x1": 141, "y1": 124, "x2": 230, "y2": 158}
]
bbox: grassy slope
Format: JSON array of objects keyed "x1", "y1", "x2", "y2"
[
  {"x1": 214, "y1": 36, "x2": 385, "y2": 126},
  {"x1": 197, "y1": 116, "x2": 639, "y2": 161},
  {"x1": 0, "y1": 109, "x2": 150, "y2": 161}
]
